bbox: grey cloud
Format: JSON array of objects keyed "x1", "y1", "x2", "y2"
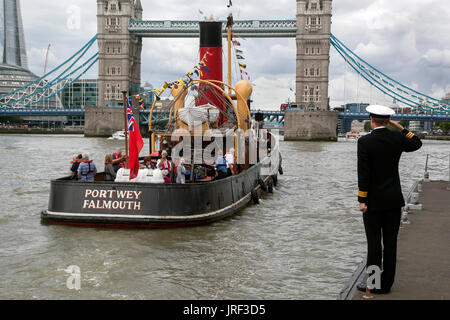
[{"x1": 17, "y1": 0, "x2": 450, "y2": 110}]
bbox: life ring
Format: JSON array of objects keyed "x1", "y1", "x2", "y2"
[{"x1": 251, "y1": 189, "x2": 259, "y2": 204}]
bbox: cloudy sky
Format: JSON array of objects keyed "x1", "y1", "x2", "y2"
[{"x1": 20, "y1": 0, "x2": 450, "y2": 109}]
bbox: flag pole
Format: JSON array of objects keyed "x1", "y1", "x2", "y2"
[
  {"x1": 122, "y1": 91, "x2": 129, "y2": 169},
  {"x1": 227, "y1": 17, "x2": 232, "y2": 94}
]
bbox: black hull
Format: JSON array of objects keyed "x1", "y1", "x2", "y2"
[{"x1": 41, "y1": 137, "x2": 281, "y2": 229}]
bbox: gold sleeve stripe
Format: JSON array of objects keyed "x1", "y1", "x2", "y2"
[
  {"x1": 406, "y1": 132, "x2": 415, "y2": 139},
  {"x1": 358, "y1": 189, "x2": 368, "y2": 197}
]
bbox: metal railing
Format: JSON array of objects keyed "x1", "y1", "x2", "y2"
[
  {"x1": 402, "y1": 153, "x2": 450, "y2": 224},
  {"x1": 424, "y1": 153, "x2": 450, "y2": 184}
]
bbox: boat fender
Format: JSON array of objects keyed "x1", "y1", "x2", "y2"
[
  {"x1": 267, "y1": 177, "x2": 274, "y2": 193},
  {"x1": 251, "y1": 189, "x2": 259, "y2": 204},
  {"x1": 278, "y1": 154, "x2": 283, "y2": 175},
  {"x1": 258, "y1": 177, "x2": 267, "y2": 192},
  {"x1": 272, "y1": 174, "x2": 278, "y2": 187}
]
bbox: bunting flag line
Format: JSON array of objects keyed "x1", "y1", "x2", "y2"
[
  {"x1": 136, "y1": 94, "x2": 145, "y2": 110},
  {"x1": 152, "y1": 50, "x2": 213, "y2": 97},
  {"x1": 201, "y1": 65, "x2": 211, "y2": 73},
  {"x1": 240, "y1": 69, "x2": 250, "y2": 81},
  {"x1": 194, "y1": 66, "x2": 204, "y2": 77},
  {"x1": 232, "y1": 32, "x2": 251, "y2": 81}
]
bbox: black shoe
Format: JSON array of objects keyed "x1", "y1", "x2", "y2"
[
  {"x1": 357, "y1": 282, "x2": 367, "y2": 292},
  {"x1": 356, "y1": 283, "x2": 390, "y2": 294}
]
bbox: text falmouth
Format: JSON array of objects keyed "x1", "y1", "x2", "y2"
[{"x1": 82, "y1": 189, "x2": 142, "y2": 211}]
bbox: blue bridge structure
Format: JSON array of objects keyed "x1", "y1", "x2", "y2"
[
  {"x1": 1, "y1": 8, "x2": 450, "y2": 131},
  {"x1": 1, "y1": 108, "x2": 449, "y2": 127}
]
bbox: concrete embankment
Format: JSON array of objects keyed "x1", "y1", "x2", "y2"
[{"x1": 0, "y1": 128, "x2": 83, "y2": 134}]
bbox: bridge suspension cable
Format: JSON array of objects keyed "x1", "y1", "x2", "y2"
[
  {"x1": 0, "y1": 35, "x2": 98, "y2": 109},
  {"x1": 330, "y1": 33, "x2": 450, "y2": 114}
]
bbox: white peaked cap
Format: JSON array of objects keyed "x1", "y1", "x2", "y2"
[{"x1": 366, "y1": 105, "x2": 396, "y2": 117}]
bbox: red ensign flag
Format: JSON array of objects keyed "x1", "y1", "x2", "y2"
[{"x1": 126, "y1": 98, "x2": 144, "y2": 180}]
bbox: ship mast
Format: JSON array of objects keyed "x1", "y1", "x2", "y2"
[{"x1": 226, "y1": 14, "x2": 234, "y2": 94}]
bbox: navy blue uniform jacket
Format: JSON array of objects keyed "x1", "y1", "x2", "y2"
[{"x1": 357, "y1": 128, "x2": 422, "y2": 210}]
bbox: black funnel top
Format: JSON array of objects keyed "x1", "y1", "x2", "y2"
[{"x1": 199, "y1": 22, "x2": 223, "y2": 47}]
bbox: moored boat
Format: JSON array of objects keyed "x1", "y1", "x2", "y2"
[{"x1": 108, "y1": 130, "x2": 126, "y2": 140}]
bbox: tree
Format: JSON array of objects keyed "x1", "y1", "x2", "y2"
[
  {"x1": 364, "y1": 121, "x2": 371, "y2": 132},
  {"x1": 399, "y1": 120, "x2": 409, "y2": 129},
  {"x1": 435, "y1": 122, "x2": 450, "y2": 133}
]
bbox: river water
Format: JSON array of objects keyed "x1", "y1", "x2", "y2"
[{"x1": 0, "y1": 134, "x2": 448, "y2": 299}]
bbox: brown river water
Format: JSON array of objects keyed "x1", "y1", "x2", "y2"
[{"x1": 0, "y1": 134, "x2": 448, "y2": 299}]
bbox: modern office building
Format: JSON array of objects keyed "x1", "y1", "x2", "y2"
[
  {"x1": 61, "y1": 79, "x2": 98, "y2": 109},
  {"x1": 0, "y1": 0, "x2": 61, "y2": 111}
]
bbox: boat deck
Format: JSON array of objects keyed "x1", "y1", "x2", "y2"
[{"x1": 341, "y1": 180, "x2": 450, "y2": 300}]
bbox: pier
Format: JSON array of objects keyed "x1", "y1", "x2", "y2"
[{"x1": 340, "y1": 180, "x2": 450, "y2": 300}]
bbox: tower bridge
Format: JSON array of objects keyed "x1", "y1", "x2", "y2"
[
  {"x1": 1, "y1": 0, "x2": 449, "y2": 138},
  {"x1": 91, "y1": 0, "x2": 336, "y2": 139},
  {"x1": 128, "y1": 19, "x2": 297, "y2": 38},
  {"x1": 2, "y1": 108, "x2": 448, "y2": 127}
]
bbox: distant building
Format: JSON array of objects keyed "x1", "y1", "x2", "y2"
[
  {"x1": 389, "y1": 99, "x2": 412, "y2": 114},
  {"x1": 0, "y1": 0, "x2": 61, "y2": 111},
  {"x1": 61, "y1": 79, "x2": 98, "y2": 109},
  {"x1": 337, "y1": 103, "x2": 369, "y2": 133}
]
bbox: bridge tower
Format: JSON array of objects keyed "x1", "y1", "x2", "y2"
[
  {"x1": 97, "y1": 0, "x2": 142, "y2": 107},
  {"x1": 285, "y1": 0, "x2": 337, "y2": 141},
  {"x1": 296, "y1": 0, "x2": 331, "y2": 110}
]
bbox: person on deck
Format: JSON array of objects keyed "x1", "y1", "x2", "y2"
[
  {"x1": 112, "y1": 149, "x2": 126, "y2": 172},
  {"x1": 143, "y1": 156, "x2": 153, "y2": 169},
  {"x1": 176, "y1": 158, "x2": 186, "y2": 184},
  {"x1": 215, "y1": 154, "x2": 228, "y2": 180},
  {"x1": 225, "y1": 148, "x2": 235, "y2": 176},
  {"x1": 70, "y1": 154, "x2": 82, "y2": 180},
  {"x1": 77, "y1": 153, "x2": 97, "y2": 182},
  {"x1": 104, "y1": 154, "x2": 116, "y2": 182},
  {"x1": 157, "y1": 151, "x2": 172, "y2": 184},
  {"x1": 157, "y1": 150, "x2": 171, "y2": 174}
]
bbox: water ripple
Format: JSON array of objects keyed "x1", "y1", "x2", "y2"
[{"x1": 0, "y1": 135, "x2": 448, "y2": 299}]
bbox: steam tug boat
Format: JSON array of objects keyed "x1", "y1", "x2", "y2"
[{"x1": 41, "y1": 19, "x2": 283, "y2": 228}]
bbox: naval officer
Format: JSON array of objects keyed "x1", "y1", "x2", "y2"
[{"x1": 356, "y1": 105, "x2": 422, "y2": 294}]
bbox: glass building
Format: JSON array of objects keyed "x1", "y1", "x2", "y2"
[
  {"x1": 0, "y1": 0, "x2": 61, "y2": 111},
  {"x1": 61, "y1": 79, "x2": 98, "y2": 109},
  {"x1": 1, "y1": 0, "x2": 28, "y2": 69}
]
